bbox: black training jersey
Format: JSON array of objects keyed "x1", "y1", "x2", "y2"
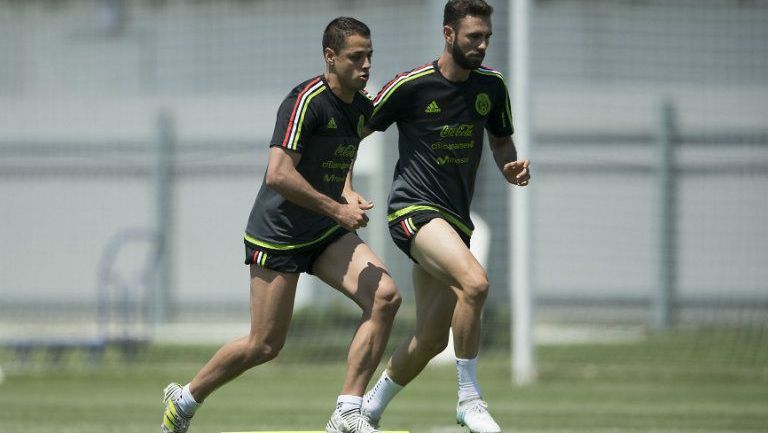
[
  {"x1": 367, "y1": 60, "x2": 514, "y2": 236},
  {"x1": 245, "y1": 76, "x2": 372, "y2": 251}
]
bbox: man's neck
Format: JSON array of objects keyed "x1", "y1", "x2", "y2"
[
  {"x1": 437, "y1": 52, "x2": 471, "y2": 83},
  {"x1": 324, "y1": 72, "x2": 355, "y2": 104}
]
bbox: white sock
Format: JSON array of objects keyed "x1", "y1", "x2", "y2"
[
  {"x1": 335, "y1": 395, "x2": 363, "y2": 414},
  {"x1": 456, "y1": 357, "x2": 482, "y2": 403},
  {"x1": 176, "y1": 384, "x2": 201, "y2": 416},
  {"x1": 362, "y1": 370, "x2": 404, "y2": 419}
]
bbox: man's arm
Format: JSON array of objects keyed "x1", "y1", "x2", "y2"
[
  {"x1": 265, "y1": 147, "x2": 370, "y2": 230},
  {"x1": 341, "y1": 157, "x2": 374, "y2": 210},
  {"x1": 341, "y1": 126, "x2": 376, "y2": 207},
  {"x1": 488, "y1": 133, "x2": 531, "y2": 186}
]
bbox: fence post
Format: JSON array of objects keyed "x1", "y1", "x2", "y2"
[
  {"x1": 153, "y1": 110, "x2": 175, "y2": 328},
  {"x1": 656, "y1": 100, "x2": 677, "y2": 329},
  {"x1": 510, "y1": 0, "x2": 537, "y2": 385}
]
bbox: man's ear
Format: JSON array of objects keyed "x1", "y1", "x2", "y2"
[
  {"x1": 443, "y1": 25, "x2": 455, "y2": 44},
  {"x1": 324, "y1": 47, "x2": 336, "y2": 67}
]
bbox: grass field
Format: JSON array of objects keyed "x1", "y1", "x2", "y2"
[{"x1": 1, "y1": 328, "x2": 767, "y2": 433}]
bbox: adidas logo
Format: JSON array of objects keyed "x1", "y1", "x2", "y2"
[
  {"x1": 327, "y1": 117, "x2": 337, "y2": 129},
  {"x1": 425, "y1": 100, "x2": 441, "y2": 113}
]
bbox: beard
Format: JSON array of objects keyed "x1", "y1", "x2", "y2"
[{"x1": 451, "y1": 41, "x2": 484, "y2": 70}]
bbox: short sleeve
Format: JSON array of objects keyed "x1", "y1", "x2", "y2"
[
  {"x1": 367, "y1": 76, "x2": 410, "y2": 132},
  {"x1": 486, "y1": 77, "x2": 514, "y2": 138},
  {"x1": 270, "y1": 79, "x2": 325, "y2": 153}
]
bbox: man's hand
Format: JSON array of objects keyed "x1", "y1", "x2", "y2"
[
  {"x1": 342, "y1": 189, "x2": 374, "y2": 211},
  {"x1": 502, "y1": 160, "x2": 531, "y2": 186},
  {"x1": 334, "y1": 202, "x2": 371, "y2": 231},
  {"x1": 336, "y1": 190, "x2": 374, "y2": 231}
]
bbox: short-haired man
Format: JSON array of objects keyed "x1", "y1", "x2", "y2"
[
  {"x1": 161, "y1": 17, "x2": 400, "y2": 433},
  {"x1": 360, "y1": 1, "x2": 530, "y2": 432}
]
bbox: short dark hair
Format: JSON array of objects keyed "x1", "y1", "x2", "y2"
[
  {"x1": 443, "y1": 0, "x2": 494, "y2": 28},
  {"x1": 322, "y1": 17, "x2": 371, "y2": 53}
]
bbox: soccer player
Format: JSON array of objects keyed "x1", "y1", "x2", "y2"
[
  {"x1": 360, "y1": 1, "x2": 530, "y2": 432},
  {"x1": 161, "y1": 17, "x2": 400, "y2": 433}
]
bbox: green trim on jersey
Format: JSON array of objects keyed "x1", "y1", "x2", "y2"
[
  {"x1": 372, "y1": 69, "x2": 436, "y2": 116},
  {"x1": 387, "y1": 204, "x2": 473, "y2": 237},
  {"x1": 244, "y1": 224, "x2": 342, "y2": 251}
]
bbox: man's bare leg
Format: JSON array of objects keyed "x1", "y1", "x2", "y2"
[
  {"x1": 387, "y1": 264, "x2": 457, "y2": 385},
  {"x1": 312, "y1": 233, "x2": 401, "y2": 397},
  {"x1": 188, "y1": 266, "x2": 299, "y2": 401},
  {"x1": 409, "y1": 219, "x2": 489, "y2": 360},
  {"x1": 313, "y1": 233, "x2": 400, "y2": 432},
  {"x1": 161, "y1": 266, "x2": 299, "y2": 433},
  {"x1": 408, "y1": 219, "x2": 498, "y2": 432},
  {"x1": 362, "y1": 218, "x2": 495, "y2": 430}
]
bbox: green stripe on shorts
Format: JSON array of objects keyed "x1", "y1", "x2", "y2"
[
  {"x1": 387, "y1": 205, "x2": 472, "y2": 237},
  {"x1": 244, "y1": 225, "x2": 342, "y2": 251}
]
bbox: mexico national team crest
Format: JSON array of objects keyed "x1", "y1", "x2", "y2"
[
  {"x1": 475, "y1": 93, "x2": 491, "y2": 116},
  {"x1": 357, "y1": 115, "x2": 365, "y2": 137}
]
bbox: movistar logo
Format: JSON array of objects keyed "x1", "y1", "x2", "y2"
[
  {"x1": 425, "y1": 100, "x2": 441, "y2": 114},
  {"x1": 327, "y1": 117, "x2": 337, "y2": 129},
  {"x1": 323, "y1": 173, "x2": 346, "y2": 183},
  {"x1": 435, "y1": 155, "x2": 469, "y2": 166}
]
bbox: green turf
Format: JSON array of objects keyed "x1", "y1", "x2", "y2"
[{"x1": 0, "y1": 329, "x2": 766, "y2": 433}]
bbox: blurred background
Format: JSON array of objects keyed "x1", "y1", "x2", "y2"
[{"x1": 0, "y1": 1, "x2": 766, "y2": 432}]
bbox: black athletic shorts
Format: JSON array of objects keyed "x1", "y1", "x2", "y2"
[
  {"x1": 244, "y1": 227, "x2": 351, "y2": 274},
  {"x1": 389, "y1": 210, "x2": 471, "y2": 264}
]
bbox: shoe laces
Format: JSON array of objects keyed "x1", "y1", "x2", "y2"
[
  {"x1": 360, "y1": 407, "x2": 380, "y2": 429},
  {"x1": 465, "y1": 398, "x2": 490, "y2": 414},
  {"x1": 341, "y1": 410, "x2": 380, "y2": 433}
]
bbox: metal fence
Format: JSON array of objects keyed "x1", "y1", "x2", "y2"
[{"x1": 1, "y1": 1, "x2": 766, "y2": 363}]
